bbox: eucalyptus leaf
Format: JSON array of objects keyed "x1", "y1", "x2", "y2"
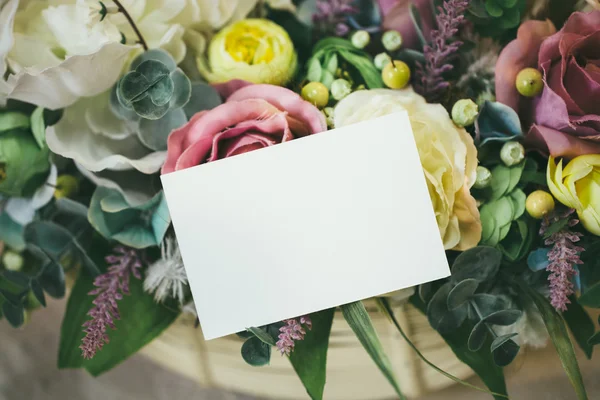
[
  {"x1": 183, "y1": 82, "x2": 222, "y2": 120},
  {"x1": 30, "y1": 279, "x2": 46, "y2": 307},
  {"x1": 341, "y1": 301, "x2": 405, "y2": 399},
  {"x1": 472, "y1": 294, "x2": 509, "y2": 317},
  {"x1": 475, "y1": 101, "x2": 522, "y2": 146},
  {"x1": 137, "y1": 108, "x2": 187, "y2": 151},
  {"x1": 2, "y1": 301, "x2": 24, "y2": 327},
  {"x1": 38, "y1": 261, "x2": 66, "y2": 298},
  {"x1": 484, "y1": 310, "x2": 522, "y2": 326},
  {"x1": 528, "y1": 248, "x2": 550, "y2": 271},
  {"x1": 428, "y1": 282, "x2": 468, "y2": 333},
  {"x1": 447, "y1": 279, "x2": 479, "y2": 310},
  {"x1": 130, "y1": 48, "x2": 177, "y2": 72},
  {"x1": 289, "y1": 309, "x2": 335, "y2": 400},
  {"x1": 55, "y1": 198, "x2": 88, "y2": 219},
  {"x1": 451, "y1": 246, "x2": 502, "y2": 284},
  {"x1": 241, "y1": 336, "x2": 271, "y2": 366},
  {"x1": 247, "y1": 326, "x2": 277, "y2": 346},
  {"x1": 168, "y1": 69, "x2": 192, "y2": 109},
  {"x1": 2, "y1": 270, "x2": 30, "y2": 287},
  {"x1": 468, "y1": 320, "x2": 488, "y2": 351},
  {"x1": 0, "y1": 213, "x2": 26, "y2": 251},
  {"x1": 490, "y1": 333, "x2": 518, "y2": 352}
]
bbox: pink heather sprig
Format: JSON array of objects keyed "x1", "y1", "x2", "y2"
[
  {"x1": 414, "y1": 0, "x2": 470, "y2": 103},
  {"x1": 80, "y1": 246, "x2": 143, "y2": 359},
  {"x1": 276, "y1": 315, "x2": 312, "y2": 356},
  {"x1": 313, "y1": 0, "x2": 359, "y2": 36},
  {"x1": 540, "y1": 210, "x2": 585, "y2": 312}
]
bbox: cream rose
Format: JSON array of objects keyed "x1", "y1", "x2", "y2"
[{"x1": 334, "y1": 88, "x2": 481, "y2": 251}]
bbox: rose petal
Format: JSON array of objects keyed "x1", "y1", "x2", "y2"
[
  {"x1": 227, "y1": 84, "x2": 327, "y2": 134},
  {"x1": 564, "y1": 55, "x2": 600, "y2": 115},
  {"x1": 526, "y1": 124, "x2": 600, "y2": 158},
  {"x1": 495, "y1": 19, "x2": 556, "y2": 114}
]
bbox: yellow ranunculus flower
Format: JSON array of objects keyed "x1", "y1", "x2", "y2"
[
  {"x1": 334, "y1": 88, "x2": 482, "y2": 251},
  {"x1": 547, "y1": 155, "x2": 600, "y2": 236},
  {"x1": 197, "y1": 18, "x2": 297, "y2": 85}
]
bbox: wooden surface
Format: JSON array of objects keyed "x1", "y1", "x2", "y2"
[{"x1": 1, "y1": 297, "x2": 599, "y2": 400}]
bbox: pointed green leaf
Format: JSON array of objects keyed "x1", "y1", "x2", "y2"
[
  {"x1": 247, "y1": 326, "x2": 277, "y2": 346},
  {"x1": 519, "y1": 283, "x2": 589, "y2": 400},
  {"x1": 491, "y1": 337, "x2": 519, "y2": 367},
  {"x1": 341, "y1": 301, "x2": 405, "y2": 399},
  {"x1": 579, "y1": 281, "x2": 600, "y2": 308},
  {"x1": 289, "y1": 308, "x2": 335, "y2": 400},
  {"x1": 30, "y1": 107, "x2": 46, "y2": 148},
  {"x1": 30, "y1": 279, "x2": 46, "y2": 307}
]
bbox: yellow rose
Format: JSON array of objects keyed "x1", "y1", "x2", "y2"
[
  {"x1": 197, "y1": 18, "x2": 297, "y2": 85},
  {"x1": 334, "y1": 88, "x2": 481, "y2": 251},
  {"x1": 547, "y1": 155, "x2": 600, "y2": 236}
]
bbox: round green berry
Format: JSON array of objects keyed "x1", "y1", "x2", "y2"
[
  {"x1": 382, "y1": 60, "x2": 411, "y2": 89},
  {"x1": 500, "y1": 141, "x2": 525, "y2": 167},
  {"x1": 374, "y1": 53, "x2": 392, "y2": 70},
  {"x1": 330, "y1": 79, "x2": 352, "y2": 101},
  {"x1": 452, "y1": 99, "x2": 479, "y2": 127},
  {"x1": 301, "y1": 82, "x2": 329, "y2": 108},
  {"x1": 351, "y1": 30, "x2": 370, "y2": 49},
  {"x1": 474, "y1": 166, "x2": 492, "y2": 189},
  {"x1": 382, "y1": 30, "x2": 403, "y2": 52},
  {"x1": 516, "y1": 68, "x2": 543, "y2": 97}
]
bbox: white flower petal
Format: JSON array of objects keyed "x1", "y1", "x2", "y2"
[
  {"x1": 5, "y1": 42, "x2": 134, "y2": 110},
  {"x1": 47, "y1": 93, "x2": 166, "y2": 174},
  {"x1": 0, "y1": 0, "x2": 18, "y2": 105}
]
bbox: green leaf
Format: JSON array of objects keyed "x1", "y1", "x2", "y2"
[
  {"x1": 563, "y1": 297, "x2": 594, "y2": 359},
  {"x1": 338, "y1": 49, "x2": 383, "y2": 89},
  {"x1": 378, "y1": 298, "x2": 508, "y2": 398},
  {"x1": 324, "y1": 53, "x2": 338, "y2": 74},
  {"x1": 451, "y1": 246, "x2": 502, "y2": 283},
  {"x1": 38, "y1": 261, "x2": 66, "y2": 298},
  {"x1": 579, "y1": 281, "x2": 600, "y2": 308},
  {"x1": 183, "y1": 82, "x2": 222, "y2": 120},
  {"x1": 447, "y1": 278, "x2": 479, "y2": 310},
  {"x1": 30, "y1": 107, "x2": 46, "y2": 149},
  {"x1": 589, "y1": 330, "x2": 600, "y2": 346},
  {"x1": 247, "y1": 326, "x2": 277, "y2": 346},
  {"x1": 428, "y1": 282, "x2": 468, "y2": 333},
  {"x1": 0, "y1": 213, "x2": 25, "y2": 251},
  {"x1": 472, "y1": 294, "x2": 509, "y2": 317},
  {"x1": 130, "y1": 48, "x2": 177, "y2": 72},
  {"x1": 491, "y1": 336, "x2": 520, "y2": 367},
  {"x1": 0, "y1": 112, "x2": 30, "y2": 132},
  {"x1": 168, "y1": 69, "x2": 192, "y2": 109},
  {"x1": 519, "y1": 283, "x2": 589, "y2": 400},
  {"x1": 490, "y1": 165, "x2": 511, "y2": 200},
  {"x1": 468, "y1": 320, "x2": 488, "y2": 351},
  {"x1": 408, "y1": 4, "x2": 427, "y2": 47},
  {"x1": 306, "y1": 58, "x2": 323, "y2": 82},
  {"x1": 499, "y1": 7, "x2": 521, "y2": 29},
  {"x1": 485, "y1": 0, "x2": 504, "y2": 17},
  {"x1": 289, "y1": 309, "x2": 335, "y2": 400},
  {"x1": 30, "y1": 279, "x2": 46, "y2": 307},
  {"x1": 2, "y1": 301, "x2": 24, "y2": 327},
  {"x1": 137, "y1": 108, "x2": 187, "y2": 151},
  {"x1": 341, "y1": 301, "x2": 405, "y2": 399},
  {"x1": 58, "y1": 253, "x2": 179, "y2": 375},
  {"x1": 484, "y1": 310, "x2": 522, "y2": 326},
  {"x1": 543, "y1": 217, "x2": 570, "y2": 239},
  {"x1": 241, "y1": 336, "x2": 271, "y2": 366},
  {"x1": 411, "y1": 296, "x2": 508, "y2": 399}
]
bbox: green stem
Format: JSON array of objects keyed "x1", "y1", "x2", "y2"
[
  {"x1": 112, "y1": 0, "x2": 148, "y2": 51},
  {"x1": 377, "y1": 298, "x2": 509, "y2": 398}
]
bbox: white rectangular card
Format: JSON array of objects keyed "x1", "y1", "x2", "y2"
[{"x1": 161, "y1": 112, "x2": 450, "y2": 340}]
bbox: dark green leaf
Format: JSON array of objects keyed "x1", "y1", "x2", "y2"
[
  {"x1": 484, "y1": 310, "x2": 522, "y2": 326},
  {"x1": 499, "y1": 7, "x2": 520, "y2": 29},
  {"x1": 341, "y1": 301, "x2": 405, "y2": 399},
  {"x1": 543, "y1": 218, "x2": 570, "y2": 239},
  {"x1": 58, "y1": 255, "x2": 179, "y2": 375},
  {"x1": 411, "y1": 296, "x2": 508, "y2": 399},
  {"x1": 30, "y1": 107, "x2": 46, "y2": 149},
  {"x1": 519, "y1": 283, "x2": 589, "y2": 400},
  {"x1": 447, "y1": 279, "x2": 479, "y2": 309},
  {"x1": 30, "y1": 279, "x2": 46, "y2": 307},
  {"x1": 579, "y1": 282, "x2": 600, "y2": 308},
  {"x1": 491, "y1": 337, "x2": 520, "y2": 367},
  {"x1": 109, "y1": 85, "x2": 140, "y2": 122},
  {"x1": 2, "y1": 301, "x2": 24, "y2": 327},
  {"x1": 38, "y1": 261, "x2": 66, "y2": 298},
  {"x1": 451, "y1": 246, "x2": 502, "y2": 284},
  {"x1": 428, "y1": 282, "x2": 468, "y2": 333},
  {"x1": 55, "y1": 198, "x2": 88, "y2": 219},
  {"x1": 408, "y1": 4, "x2": 427, "y2": 47},
  {"x1": 563, "y1": 297, "x2": 594, "y2": 359},
  {"x1": 485, "y1": 0, "x2": 504, "y2": 17},
  {"x1": 0, "y1": 213, "x2": 26, "y2": 251},
  {"x1": 247, "y1": 326, "x2": 277, "y2": 346},
  {"x1": 589, "y1": 331, "x2": 600, "y2": 346},
  {"x1": 468, "y1": 321, "x2": 488, "y2": 351},
  {"x1": 475, "y1": 101, "x2": 523, "y2": 147},
  {"x1": 289, "y1": 309, "x2": 335, "y2": 400},
  {"x1": 2, "y1": 270, "x2": 30, "y2": 288},
  {"x1": 241, "y1": 337, "x2": 271, "y2": 366}
]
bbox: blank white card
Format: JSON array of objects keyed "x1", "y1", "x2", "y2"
[{"x1": 161, "y1": 112, "x2": 450, "y2": 339}]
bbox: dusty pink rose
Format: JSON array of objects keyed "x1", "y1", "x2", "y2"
[
  {"x1": 162, "y1": 85, "x2": 327, "y2": 174},
  {"x1": 496, "y1": 11, "x2": 600, "y2": 158},
  {"x1": 377, "y1": 0, "x2": 435, "y2": 50}
]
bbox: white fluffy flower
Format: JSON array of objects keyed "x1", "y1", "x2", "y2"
[{"x1": 144, "y1": 237, "x2": 188, "y2": 304}]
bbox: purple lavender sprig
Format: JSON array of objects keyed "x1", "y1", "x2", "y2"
[
  {"x1": 414, "y1": 0, "x2": 470, "y2": 103},
  {"x1": 313, "y1": 0, "x2": 359, "y2": 36},
  {"x1": 540, "y1": 210, "x2": 585, "y2": 312},
  {"x1": 80, "y1": 246, "x2": 143, "y2": 359},
  {"x1": 276, "y1": 315, "x2": 312, "y2": 356}
]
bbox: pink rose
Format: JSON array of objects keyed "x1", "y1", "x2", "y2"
[
  {"x1": 377, "y1": 0, "x2": 435, "y2": 50},
  {"x1": 162, "y1": 84, "x2": 327, "y2": 174},
  {"x1": 496, "y1": 11, "x2": 600, "y2": 158}
]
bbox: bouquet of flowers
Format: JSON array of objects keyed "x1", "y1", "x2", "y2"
[{"x1": 1, "y1": 0, "x2": 599, "y2": 398}]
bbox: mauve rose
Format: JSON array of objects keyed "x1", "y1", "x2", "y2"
[
  {"x1": 161, "y1": 84, "x2": 327, "y2": 174},
  {"x1": 496, "y1": 11, "x2": 600, "y2": 158},
  {"x1": 377, "y1": 0, "x2": 435, "y2": 50}
]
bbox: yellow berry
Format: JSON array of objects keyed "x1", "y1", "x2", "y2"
[
  {"x1": 516, "y1": 68, "x2": 543, "y2": 97},
  {"x1": 382, "y1": 60, "x2": 411, "y2": 89},
  {"x1": 54, "y1": 175, "x2": 79, "y2": 199},
  {"x1": 301, "y1": 82, "x2": 329, "y2": 109},
  {"x1": 526, "y1": 190, "x2": 555, "y2": 219}
]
